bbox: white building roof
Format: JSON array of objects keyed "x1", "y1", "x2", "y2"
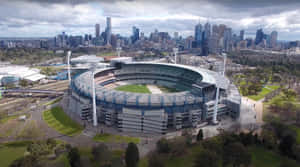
[
  {"x1": 71, "y1": 55, "x2": 104, "y2": 64},
  {"x1": 0, "y1": 66, "x2": 46, "y2": 82}
]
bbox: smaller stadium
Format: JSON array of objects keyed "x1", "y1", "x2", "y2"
[{"x1": 69, "y1": 60, "x2": 241, "y2": 134}]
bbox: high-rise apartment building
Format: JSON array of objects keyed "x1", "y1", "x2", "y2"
[
  {"x1": 195, "y1": 23, "x2": 203, "y2": 48},
  {"x1": 95, "y1": 24, "x2": 100, "y2": 38},
  {"x1": 105, "y1": 17, "x2": 112, "y2": 45},
  {"x1": 270, "y1": 31, "x2": 278, "y2": 48}
]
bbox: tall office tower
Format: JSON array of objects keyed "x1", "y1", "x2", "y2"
[
  {"x1": 95, "y1": 24, "x2": 100, "y2": 38},
  {"x1": 223, "y1": 28, "x2": 232, "y2": 52},
  {"x1": 140, "y1": 32, "x2": 145, "y2": 40},
  {"x1": 194, "y1": 23, "x2": 203, "y2": 48},
  {"x1": 203, "y1": 22, "x2": 211, "y2": 40},
  {"x1": 218, "y1": 24, "x2": 226, "y2": 39},
  {"x1": 131, "y1": 26, "x2": 140, "y2": 44},
  {"x1": 105, "y1": 17, "x2": 112, "y2": 45},
  {"x1": 174, "y1": 32, "x2": 179, "y2": 40},
  {"x1": 202, "y1": 22, "x2": 211, "y2": 56},
  {"x1": 240, "y1": 30, "x2": 245, "y2": 41},
  {"x1": 255, "y1": 29, "x2": 264, "y2": 45},
  {"x1": 270, "y1": 31, "x2": 278, "y2": 48},
  {"x1": 208, "y1": 24, "x2": 220, "y2": 54}
]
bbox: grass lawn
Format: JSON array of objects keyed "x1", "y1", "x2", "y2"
[
  {"x1": 93, "y1": 133, "x2": 140, "y2": 144},
  {"x1": 115, "y1": 84, "x2": 151, "y2": 94},
  {"x1": 97, "y1": 52, "x2": 116, "y2": 57},
  {"x1": 249, "y1": 146, "x2": 299, "y2": 167},
  {"x1": 0, "y1": 115, "x2": 19, "y2": 124},
  {"x1": 43, "y1": 106, "x2": 83, "y2": 136},
  {"x1": 248, "y1": 85, "x2": 280, "y2": 101},
  {"x1": 0, "y1": 141, "x2": 31, "y2": 167}
]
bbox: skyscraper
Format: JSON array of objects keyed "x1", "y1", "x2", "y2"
[
  {"x1": 202, "y1": 22, "x2": 211, "y2": 56},
  {"x1": 105, "y1": 17, "x2": 112, "y2": 45},
  {"x1": 194, "y1": 23, "x2": 203, "y2": 48},
  {"x1": 131, "y1": 26, "x2": 140, "y2": 44},
  {"x1": 270, "y1": 31, "x2": 278, "y2": 48},
  {"x1": 95, "y1": 24, "x2": 100, "y2": 38},
  {"x1": 255, "y1": 29, "x2": 264, "y2": 45},
  {"x1": 174, "y1": 32, "x2": 179, "y2": 40},
  {"x1": 240, "y1": 30, "x2": 244, "y2": 41},
  {"x1": 203, "y1": 22, "x2": 211, "y2": 41},
  {"x1": 223, "y1": 28, "x2": 232, "y2": 52}
]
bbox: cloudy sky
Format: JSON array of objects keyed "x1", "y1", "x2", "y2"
[{"x1": 1, "y1": 0, "x2": 300, "y2": 40}]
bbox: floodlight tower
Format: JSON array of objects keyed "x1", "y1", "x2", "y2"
[
  {"x1": 173, "y1": 47, "x2": 179, "y2": 64},
  {"x1": 67, "y1": 51, "x2": 72, "y2": 86},
  {"x1": 116, "y1": 47, "x2": 122, "y2": 58},
  {"x1": 212, "y1": 52, "x2": 227, "y2": 125},
  {"x1": 91, "y1": 67, "x2": 98, "y2": 127}
]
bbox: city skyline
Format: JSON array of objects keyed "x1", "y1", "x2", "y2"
[{"x1": 0, "y1": 0, "x2": 300, "y2": 40}]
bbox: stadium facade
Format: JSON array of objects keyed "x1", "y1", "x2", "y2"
[{"x1": 69, "y1": 62, "x2": 241, "y2": 134}]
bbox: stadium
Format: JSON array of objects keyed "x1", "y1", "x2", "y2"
[{"x1": 69, "y1": 61, "x2": 241, "y2": 134}]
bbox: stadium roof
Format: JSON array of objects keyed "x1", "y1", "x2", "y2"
[
  {"x1": 0, "y1": 66, "x2": 46, "y2": 82},
  {"x1": 71, "y1": 55, "x2": 104, "y2": 64},
  {"x1": 128, "y1": 62, "x2": 229, "y2": 89}
]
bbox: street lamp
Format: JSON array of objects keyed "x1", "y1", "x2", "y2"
[
  {"x1": 67, "y1": 51, "x2": 72, "y2": 86},
  {"x1": 212, "y1": 52, "x2": 227, "y2": 125},
  {"x1": 173, "y1": 47, "x2": 178, "y2": 64},
  {"x1": 116, "y1": 47, "x2": 122, "y2": 58}
]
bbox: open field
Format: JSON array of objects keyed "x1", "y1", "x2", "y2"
[
  {"x1": 93, "y1": 133, "x2": 140, "y2": 144},
  {"x1": 138, "y1": 145, "x2": 299, "y2": 167},
  {"x1": 250, "y1": 146, "x2": 299, "y2": 167},
  {"x1": 115, "y1": 84, "x2": 151, "y2": 94},
  {"x1": 0, "y1": 141, "x2": 31, "y2": 167},
  {"x1": 248, "y1": 85, "x2": 280, "y2": 101},
  {"x1": 43, "y1": 106, "x2": 83, "y2": 136}
]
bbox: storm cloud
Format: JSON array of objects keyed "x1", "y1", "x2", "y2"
[{"x1": 0, "y1": 0, "x2": 300, "y2": 40}]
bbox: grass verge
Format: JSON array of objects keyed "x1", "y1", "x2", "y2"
[
  {"x1": 93, "y1": 133, "x2": 140, "y2": 144},
  {"x1": 43, "y1": 106, "x2": 83, "y2": 136}
]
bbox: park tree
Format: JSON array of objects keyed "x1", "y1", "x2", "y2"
[
  {"x1": 156, "y1": 138, "x2": 170, "y2": 154},
  {"x1": 125, "y1": 142, "x2": 139, "y2": 167},
  {"x1": 193, "y1": 149, "x2": 220, "y2": 167},
  {"x1": 10, "y1": 155, "x2": 41, "y2": 167},
  {"x1": 67, "y1": 147, "x2": 81, "y2": 167},
  {"x1": 279, "y1": 134, "x2": 296, "y2": 158},
  {"x1": 223, "y1": 142, "x2": 251, "y2": 167},
  {"x1": 148, "y1": 151, "x2": 165, "y2": 167},
  {"x1": 196, "y1": 129, "x2": 204, "y2": 141},
  {"x1": 296, "y1": 109, "x2": 300, "y2": 126},
  {"x1": 91, "y1": 144, "x2": 112, "y2": 166}
]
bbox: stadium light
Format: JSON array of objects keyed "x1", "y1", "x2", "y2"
[
  {"x1": 91, "y1": 67, "x2": 98, "y2": 127},
  {"x1": 116, "y1": 47, "x2": 122, "y2": 58},
  {"x1": 67, "y1": 51, "x2": 72, "y2": 86},
  {"x1": 173, "y1": 48, "x2": 178, "y2": 64},
  {"x1": 212, "y1": 52, "x2": 227, "y2": 125}
]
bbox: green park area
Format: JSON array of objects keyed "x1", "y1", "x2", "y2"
[
  {"x1": 138, "y1": 144, "x2": 298, "y2": 167},
  {"x1": 249, "y1": 146, "x2": 299, "y2": 167},
  {"x1": 0, "y1": 141, "x2": 31, "y2": 167},
  {"x1": 97, "y1": 52, "x2": 116, "y2": 57},
  {"x1": 43, "y1": 106, "x2": 83, "y2": 136},
  {"x1": 248, "y1": 85, "x2": 280, "y2": 101},
  {"x1": 93, "y1": 133, "x2": 140, "y2": 144},
  {"x1": 115, "y1": 84, "x2": 151, "y2": 94}
]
